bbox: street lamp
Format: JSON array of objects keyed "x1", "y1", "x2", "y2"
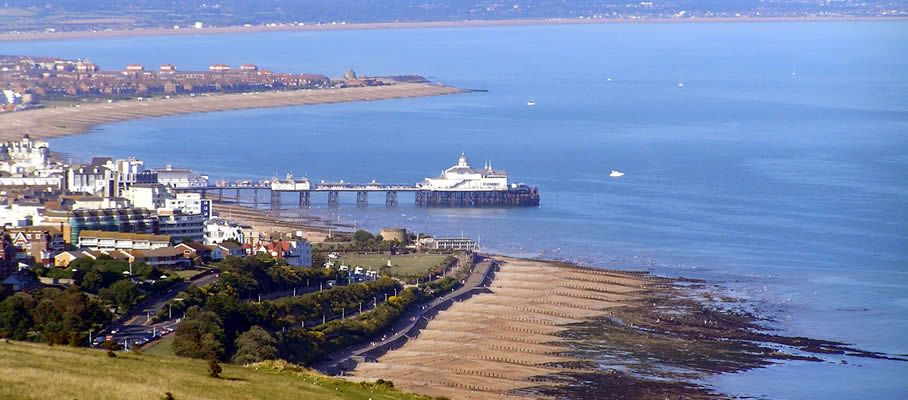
[{"x1": 169, "y1": 298, "x2": 184, "y2": 320}]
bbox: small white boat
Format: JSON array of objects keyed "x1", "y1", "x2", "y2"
[
  {"x1": 527, "y1": 100, "x2": 536, "y2": 106},
  {"x1": 610, "y1": 170, "x2": 624, "y2": 177},
  {"x1": 677, "y1": 81, "x2": 685, "y2": 88}
]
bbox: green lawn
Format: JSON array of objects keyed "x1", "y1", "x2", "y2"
[
  {"x1": 337, "y1": 254, "x2": 448, "y2": 276},
  {"x1": 0, "y1": 341, "x2": 436, "y2": 400},
  {"x1": 142, "y1": 334, "x2": 176, "y2": 357},
  {"x1": 173, "y1": 269, "x2": 206, "y2": 279}
]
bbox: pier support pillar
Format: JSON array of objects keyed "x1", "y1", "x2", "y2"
[
  {"x1": 270, "y1": 190, "x2": 280, "y2": 210},
  {"x1": 327, "y1": 191, "x2": 340, "y2": 208},
  {"x1": 299, "y1": 191, "x2": 311, "y2": 208},
  {"x1": 356, "y1": 191, "x2": 368, "y2": 207},
  {"x1": 235, "y1": 189, "x2": 240, "y2": 203},
  {"x1": 253, "y1": 189, "x2": 258, "y2": 206},
  {"x1": 385, "y1": 191, "x2": 398, "y2": 207},
  {"x1": 218, "y1": 188, "x2": 223, "y2": 202}
]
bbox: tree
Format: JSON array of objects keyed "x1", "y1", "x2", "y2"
[
  {"x1": 0, "y1": 293, "x2": 36, "y2": 340},
  {"x1": 173, "y1": 308, "x2": 225, "y2": 360},
  {"x1": 353, "y1": 230, "x2": 374, "y2": 244},
  {"x1": 99, "y1": 280, "x2": 140, "y2": 313},
  {"x1": 80, "y1": 270, "x2": 105, "y2": 294},
  {"x1": 232, "y1": 326, "x2": 278, "y2": 365}
]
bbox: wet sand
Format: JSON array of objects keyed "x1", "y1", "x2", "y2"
[
  {"x1": 352, "y1": 258, "x2": 659, "y2": 400},
  {"x1": 1, "y1": 17, "x2": 902, "y2": 43},
  {"x1": 0, "y1": 83, "x2": 463, "y2": 141},
  {"x1": 350, "y1": 257, "x2": 904, "y2": 399}
]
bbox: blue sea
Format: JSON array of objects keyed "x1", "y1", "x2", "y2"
[{"x1": 4, "y1": 21, "x2": 907, "y2": 398}]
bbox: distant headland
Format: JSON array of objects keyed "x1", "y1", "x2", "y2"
[{"x1": 0, "y1": 16, "x2": 905, "y2": 43}]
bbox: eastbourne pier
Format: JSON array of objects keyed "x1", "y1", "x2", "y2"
[{"x1": 176, "y1": 153, "x2": 540, "y2": 208}]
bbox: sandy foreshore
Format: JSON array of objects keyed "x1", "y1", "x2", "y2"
[
  {"x1": 0, "y1": 83, "x2": 464, "y2": 141},
  {"x1": 352, "y1": 258, "x2": 658, "y2": 400},
  {"x1": 348, "y1": 256, "x2": 903, "y2": 399},
  {"x1": 211, "y1": 201, "x2": 349, "y2": 243},
  {"x1": 1, "y1": 16, "x2": 904, "y2": 43}
]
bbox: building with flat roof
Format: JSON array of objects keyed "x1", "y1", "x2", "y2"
[
  {"x1": 43, "y1": 208, "x2": 158, "y2": 244},
  {"x1": 419, "y1": 237, "x2": 478, "y2": 252},
  {"x1": 157, "y1": 209, "x2": 205, "y2": 243},
  {"x1": 78, "y1": 230, "x2": 171, "y2": 251},
  {"x1": 153, "y1": 165, "x2": 208, "y2": 188}
]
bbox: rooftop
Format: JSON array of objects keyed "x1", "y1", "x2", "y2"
[{"x1": 78, "y1": 230, "x2": 171, "y2": 242}]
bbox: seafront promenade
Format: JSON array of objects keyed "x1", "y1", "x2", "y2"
[
  {"x1": 0, "y1": 83, "x2": 463, "y2": 141},
  {"x1": 317, "y1": 258, "x2": 498, "y2": 375}
]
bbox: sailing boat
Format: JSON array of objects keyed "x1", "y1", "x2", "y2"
[
  {"x1": 527, "y1": 99, "x2": 536, "y2": 106},
  {"x1": 791, "y1": 65, "x2": 797, "y2": 76}
]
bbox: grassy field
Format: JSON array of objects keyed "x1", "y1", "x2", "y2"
[
  {"x1": 173, "y1": 269, "x2": 206, "y2": 279},
  {"x1": 338, "y1": 254, "x2": 448, "y2": 276},
  {"x1": 142, "y1": 334, "x2": 176, "y2": 357},
  {"x1": 0, "y1": 341, "x2": 436, "y2": 400}
]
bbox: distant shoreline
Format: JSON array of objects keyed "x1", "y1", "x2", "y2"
[
  {"x1": 0, "y1": 83, "x2": 464, "y2": 142},
  {"x1": 1, "y1": 16, "x2": 905, "y2": 42}
]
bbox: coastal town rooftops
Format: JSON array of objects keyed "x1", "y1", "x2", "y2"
[
  {"x1": 130, "y1": 247, "x2": 183, "y2": 258},
  {"x1": 78, "y1": 230, "x2": 171, "y2": 242},
  {"x1": 216, "y1": 241, "x2": 243, "y2": 251}
]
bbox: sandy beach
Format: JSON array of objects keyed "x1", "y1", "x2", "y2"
[
  {"x1": 211, "y1": 201, "x2": 348, "y2": 243},
  {"x1": 1, "y1": 17, "x2": 903, "y2": 43},
  {"x1": 352, "y1": 258, "x2": 659, "y2": 400},
  {"x1": 0, "y1": 83, "x2": 464, "y2": 141}
]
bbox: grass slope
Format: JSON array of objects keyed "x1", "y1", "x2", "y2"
[{"x1": 0, "y1": 341, "x2": 435, "y2": 400}]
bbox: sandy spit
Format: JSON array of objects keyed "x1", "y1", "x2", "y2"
[{"x1": 0, "y1": 83, "x2": 464, "y2": 141}]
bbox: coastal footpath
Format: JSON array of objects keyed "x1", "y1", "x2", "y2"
[{"x1": 0, "y1": 83, "x2": 463, "y2": 141}]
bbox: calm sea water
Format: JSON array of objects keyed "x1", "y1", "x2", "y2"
[{"x1": 5, "y1": 21, "x2": 907, "y2": 398}]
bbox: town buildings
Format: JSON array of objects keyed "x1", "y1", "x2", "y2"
[
  {"x1": 77, "y1": 230, "x2": 171, "y2": 251},
  {"x1": 248, "y1": 239, "x2": 312, "y2": 267},
  {"x1": 0, "y1": 135, "x2": 313, "y2": 280},
  {"x1": 419, "y1": 237, "x2": 478, "y2": 252},
  {"x1": 204, "y1": 218, "x2": 247, "y2": 245}
]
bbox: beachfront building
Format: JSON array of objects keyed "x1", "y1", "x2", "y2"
[
  {"x1": 203, "y1": 218, "x2": 246, "y2": 245},
  {"x1": 0, "y1": 136, "x2": 50, "y2": 175},
  {"x1": 153, "y1": 165, "x2": 209, "y2": 188},
  {"x1": 123, "y1": 184, "x2": 172, "y2": 209},
  {"x1": 163, "y1": 193, "x2": 211, "y2": 218},
  {"x1": 65, "y1": 164, "x2": 118, "y2": 197},
  {"x1": 77, "y1": 230, "x2": 171, "y2": 251},
  {"x1": 43, "y1": 208, "x2": 158, "y2": 245},
  {"x1": 156, "y1": 208, "x2": 205, "y2": 243},
  {"x1": 419, "y1": 237, "x2": 478, "y2": 252}
]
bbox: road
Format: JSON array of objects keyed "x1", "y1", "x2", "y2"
[
  {"x1": 97, "y1": 270, "x2": 219, "y2": 349},
  {"x1": 315, "y1": 257, "x2": 496, "y2": 374}
]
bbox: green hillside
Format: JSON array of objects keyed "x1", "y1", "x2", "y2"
[{"x1": 0, "y1": 341, "x2": 433, "y2": 400}]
